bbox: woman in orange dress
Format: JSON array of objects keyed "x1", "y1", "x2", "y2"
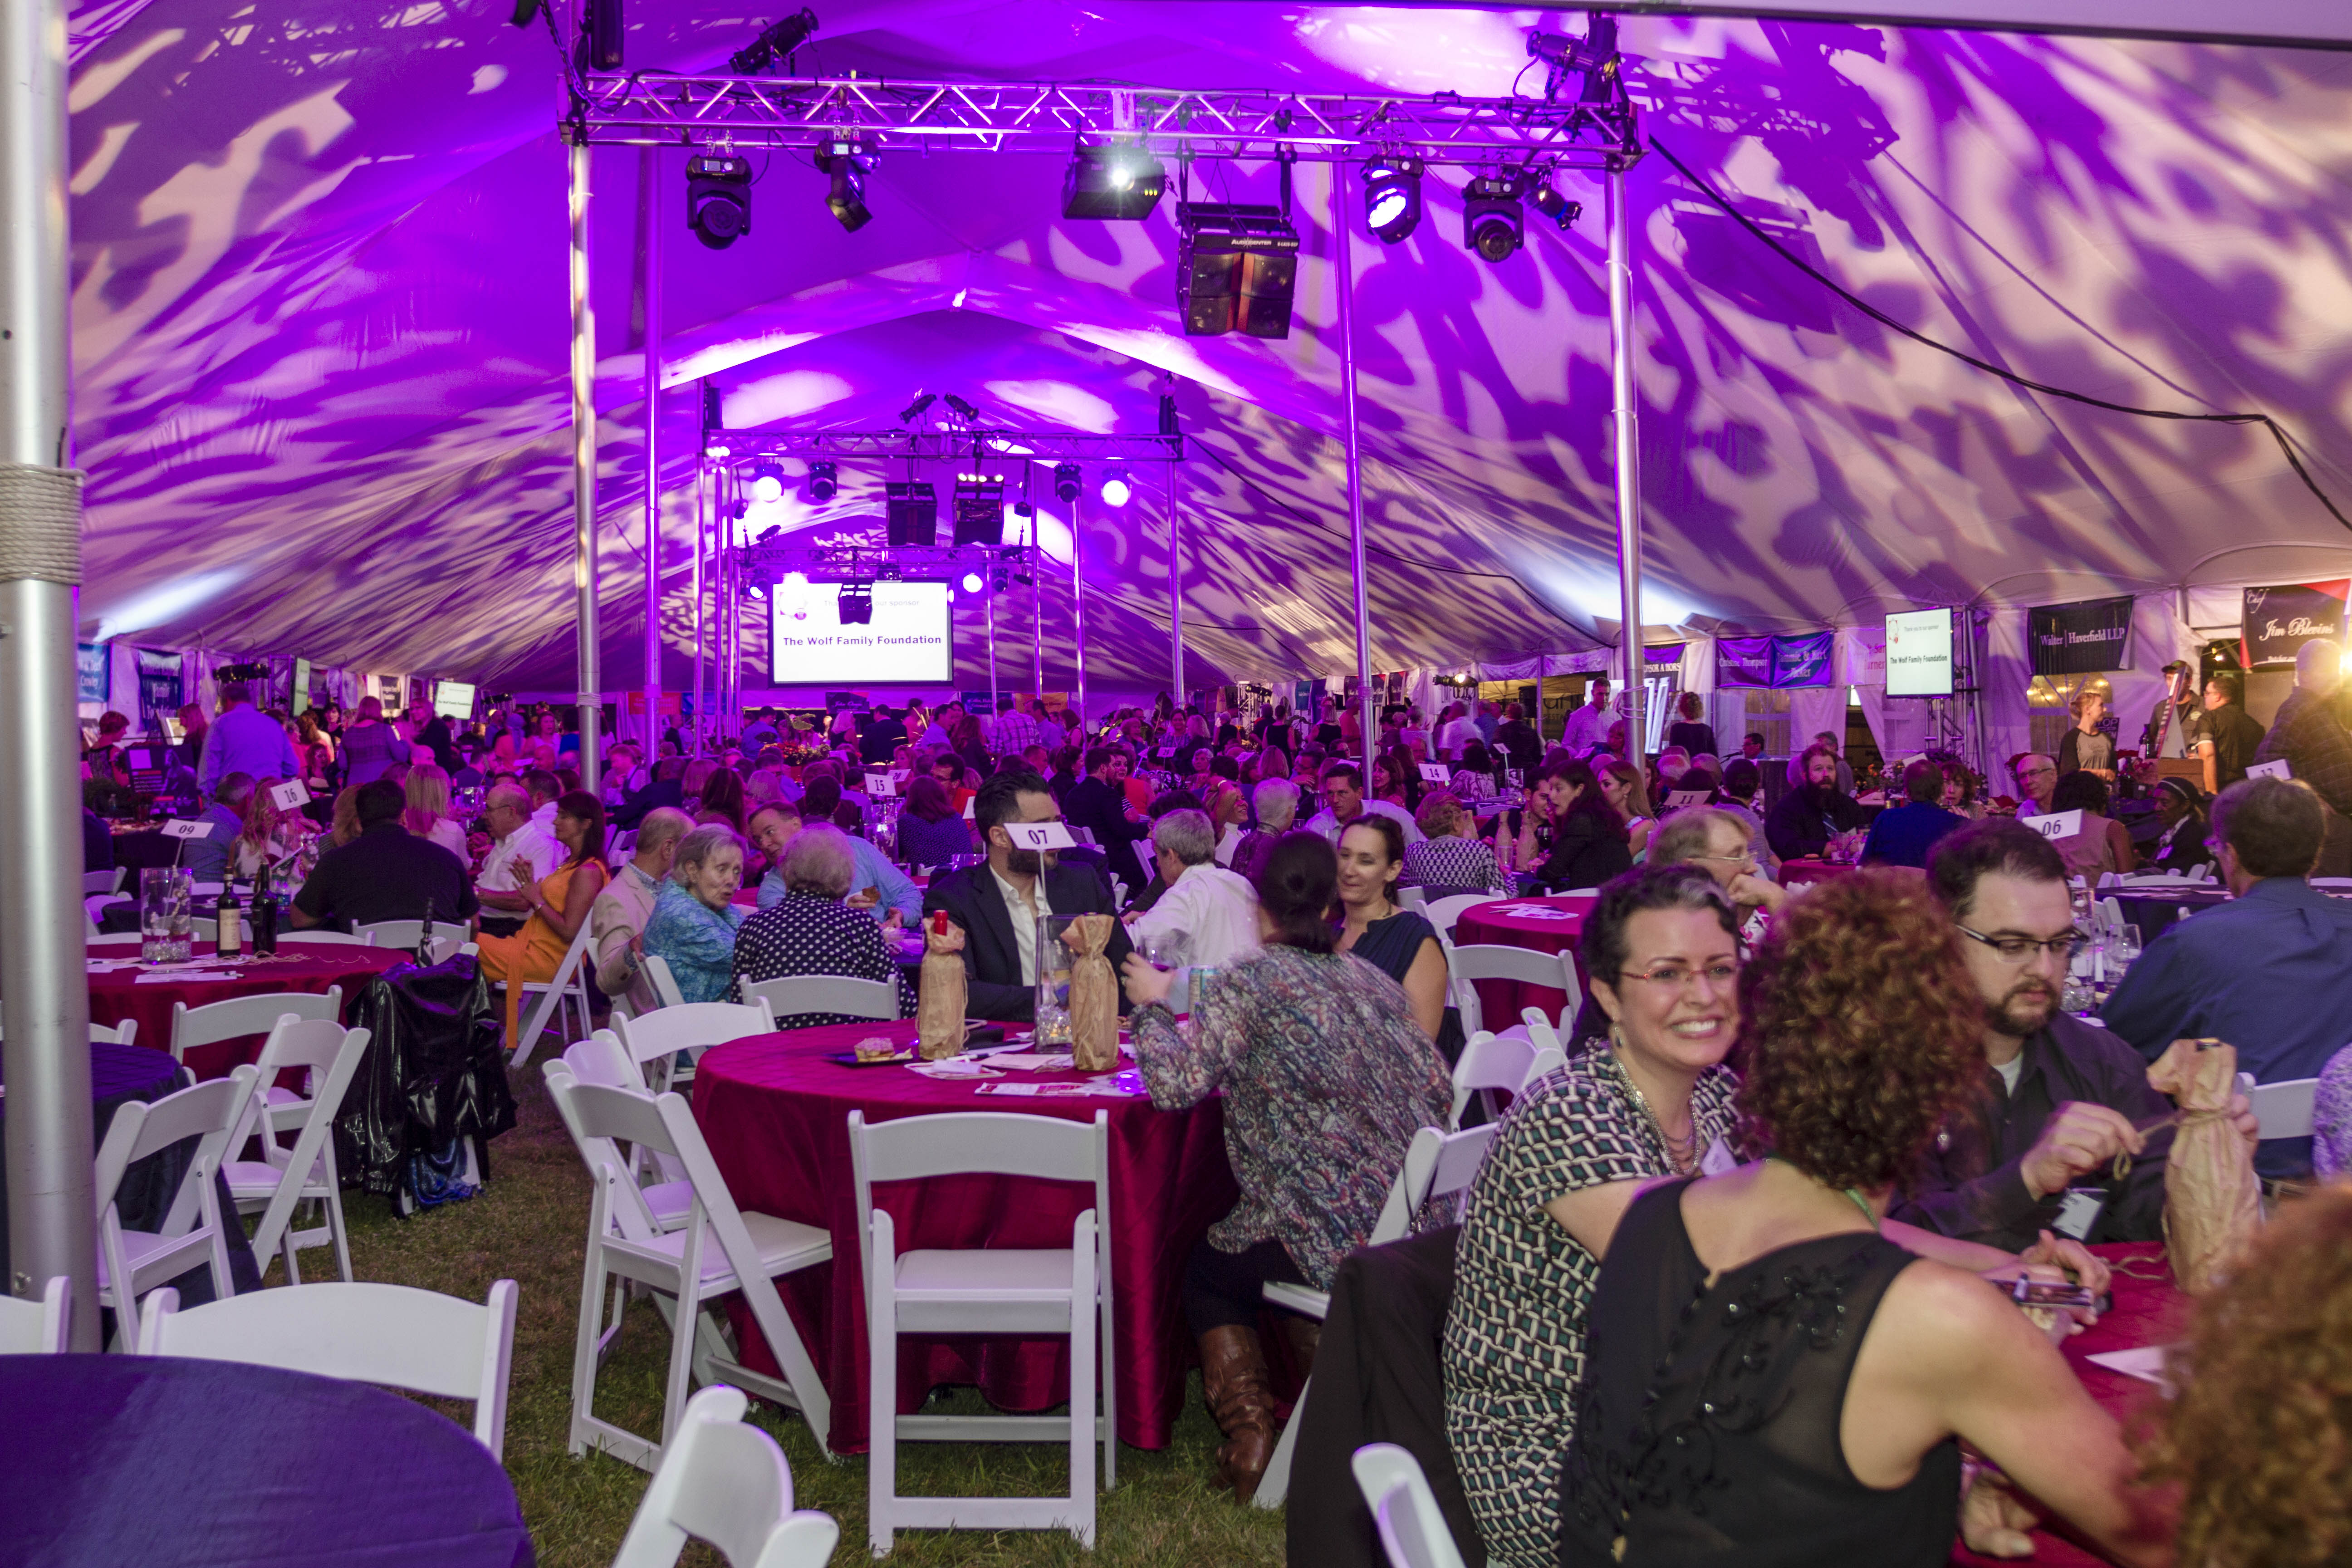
[{"x1": 475, "y1": 788, "x2": 609, "y2": 1049}]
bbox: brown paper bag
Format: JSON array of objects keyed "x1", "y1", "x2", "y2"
[
  {"x1": 917, "y1": 916, "x2": 969, "y2": 1060},
  {"x1": 2145, "y1": 1037, "x2": 2262, "y2": 1295},
  {"x1": 1065, "y1": 913, "x2": 1120, "y2": 1072}
]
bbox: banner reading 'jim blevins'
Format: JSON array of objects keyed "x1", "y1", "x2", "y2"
[{"x1": 2242, "y1": 581, "x2": 2349, "y2": 669}]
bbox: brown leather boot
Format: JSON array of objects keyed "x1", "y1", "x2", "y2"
[
  {"x1": 1198, "y1": 1323, "x2": 1279, "y2": 1503},
  {"x1": 1279, "y1": 1313, "x2": 1321, "y2": 1382}
]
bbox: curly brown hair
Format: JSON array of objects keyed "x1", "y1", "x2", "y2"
[
  {"x1": 2136, "y1": 1182, "x2": 2352, "y2": 1568},
  {"x1": 1733, "y1": 869, "x2": 1983, "y2": 1192}
]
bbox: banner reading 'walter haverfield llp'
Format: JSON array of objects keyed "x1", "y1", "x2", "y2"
[
  {"x1": 2242, "y1": 581, "x2": 2349, "y2": 669},
  {"x1": 2027, "y1": 596, "x2": 2133, "y2": 676}
]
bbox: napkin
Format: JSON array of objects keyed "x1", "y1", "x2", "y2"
[
  {"x1": 905, "y1": 1058, "x2": 1002, "y2": 1081},
  {"x1": 2085, "y1": 1345, "x2": 2178, "y2": 1395},
  {"x1": 138, "y1": 969, "x2": 240, "y2": 983},
  {"x1": 982, "y1": 1052, "x2": 1076, "y2": 1071}
]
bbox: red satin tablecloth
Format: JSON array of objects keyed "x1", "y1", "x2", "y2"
[
  {"x1": 1949, "y1": 1240, "x2": 2187, "y2": 1567},
  {"x1": 88, "y1": 940, "x2": 402, "y2": 1079},
  {"x1": 690, "y1": 1020, "x2": 1240, "y2": 1455},
  {"x1": 1450, "y1": 894, "x2": 1595, "y2": 1030}
]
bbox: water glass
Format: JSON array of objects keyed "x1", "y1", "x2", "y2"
[
  {"x1": 1034, "y1": 912, "x2": 1078, "y2": 1045},
  {"x1": 140, "y1": 867, "x2": 193, "y2": 964}
]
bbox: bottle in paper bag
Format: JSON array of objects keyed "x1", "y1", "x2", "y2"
[
  {"x1": 917, "y1": 911, "x2": 969, "y2": 1060},
  {"x1": 2145, "y1": 1037, "x2": 2262, "y2": 1295},
  {"x1": 1065, "y1": 912, "x2": 1120, "y2": 1072}
]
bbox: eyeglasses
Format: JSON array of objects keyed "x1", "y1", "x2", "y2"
[
  {"x1": 1689, "y1": 851, "x2": 1754, "y2": 868},
  {"x1": 1955, "y1": 926, "x2": 2085, "y2": 965},
  {"x1": 1617, "y1": 963, "x2": 1740, "y2": 991}
]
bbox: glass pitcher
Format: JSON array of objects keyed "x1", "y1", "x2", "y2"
[
  {"x1": 1034, "y1": 911, "x2": 1078, "y2": 1045},
  {"x1": 140, "y1": 867, "x2": 194, "y2": 964}
]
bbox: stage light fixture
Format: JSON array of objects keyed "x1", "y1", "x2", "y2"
[
  {"x1": 943, "y1": 393, "x2": 981, "y2": 423},
  {"x1": 900, "y1": 392, "x2": 936, "y2": 426},
  {"x1": 749, "y1": 462, "x2": 786, "y2": 504},
  {"x1": 704, "y1": 442, "x2": 731, "y2": 459},
  {"x1": 578, "y1": 0, "x2": 624, "y2": 70},
  {"x1": 1531, "y1": 185, "x2": 1583, "y2": 231},
  {"x1": 1463, "y1": 174, "x2": 1527, "y2": 262},
  {"x1": 1099, "y1": 469, "x2": 1133, "y2": 508},
  {"x1": 837, "y1": 582, "x2": 874, "y2": 624},
  {"x1": 1052, "y1": 463, "x2": 1082, "y2": 504},
  {"x1": 1061, "y1": 143, "x2": 1166, "y2": 220},
  {"x1": 951, "y1": 478, "x2": 1005, "y2": 546},
  {"x1": 780, "y1": 571, "x2": 809, "y2": 593},
  {"x1": 1176, "y1": 202, "x2": 1300, "y2": 339},
  {"x1": 815, "y1": 139, "x2": 874, "y2": 232},
  {"x1": 806, "y1": 460, "x2": 838, "y2": 500},
  {"x1": 728, "y1": 8, "x2": 817, "y2": 74},
  {"x1": 962, "y1": 572, "x2": 985, "y2": 593},
  {"x1": 1362, "y1": 156, "x2": 1424, "y2": 244},
  {"x1": 885, "y1": 481, "x2": 937, "y2": 547},
  {"x1": 685, "y1": 155, "x2": 753, "y2": 250}
]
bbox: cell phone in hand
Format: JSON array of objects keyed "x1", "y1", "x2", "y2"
[{"x1": 2010, "y1": 1278, "x2": 2099, "y2": 1311}]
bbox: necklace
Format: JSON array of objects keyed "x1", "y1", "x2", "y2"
[{"x1": 1606, "y1": 1040, "x2": 1700, "y2": 1176}]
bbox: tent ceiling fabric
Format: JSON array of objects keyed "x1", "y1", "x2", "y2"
[{"x1": 64, "y1": 2, "x2": 2352, "y2": 688}]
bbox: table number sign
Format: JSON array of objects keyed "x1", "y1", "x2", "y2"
[
  {"x1": 1008, "y1": 821, "x2": 1077, "y2": 852},
  {"x1": 2246, "y1": 759, "x2": 2293, "y2": 782},
  {"x1": 864, "y1": 771, "x2": 897, "y2": 798},
  {"x1": 160, "y1": 818, "x2": 216, "y2": 840},
  {"x1": 2020, "y1": 809, "x2": 2084, "y2": 841},
  {"x1": 1664, "y1": 789, "x2": 1713, "y2": 808},
  {"x1": 1419, "y1": 763, "x2": 1453, "y2": 785},
  {"x1": 267, "y1": 780, "x2": 312, "y2": 811}
]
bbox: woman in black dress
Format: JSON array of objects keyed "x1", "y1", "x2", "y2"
[
  {"x1": 1662, "y1": 689, "x2": 1718, "y2": 760},
  {"x1": 1515, "y1": 758, "x2": 1634, "y2": 893},
  {"x1": 1332, "y1": 814, "x2": 1448, "y2": 1043},
  {"x1": 1559, "y1": 870, "x2": 2165, "y2": 1568}
]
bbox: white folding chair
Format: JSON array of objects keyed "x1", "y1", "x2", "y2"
[
  {"x1": 849, "y1": 1107, "x2": 1114, "y2": 1553},
  {"x1": 547, "y1": 1068, "x2": 833, "y2": 1472},
  {"x1": 1257, "y1": 1123, "x2": 1498, "y2": 1510},
  {"x1": 137, "y1": 1279, "x2": 518, "y2": 1459},
  {"x1": 86, "y1": 931, "x2": 146, "y2": 950},
  {"x1": 1448, "y1": 1030, "x2": 1538, "y2": 1129},
  {"x1": 1351, "y1": 1442, "x2": 1470, "y2": 1568},
  {"x1": 551, "y1": 1040, "x2": 693, "y2": 1229},
  {"x1": 510, "y1": 918, "x2": 601, "y2": 1068},
  {"x1": 1421, "y1": 893, "x2": 1494, "y2": 949},
  {"x1": 93, "y1": 1064, "x2": 261, "y2": 1350},
  {"x1": 612, "y1": 996, "x2": 778, "y2": 1095},
  {"x1": 2246, "y1": 1075, "x2": 2321, "y2": 1140},
  {"x1": 739, "y1": 975, "x2": 897, "y2": 1028},
  {"x1": 3, "y1": 1013, "x2": 142, "y2": 1048},
  {"x1": 1396, "y1": 886, "x2": 1428, "y2": 913},
  {"x1": 0, "y1": 1276, "x2": 71, "y2": 1354},
  {"x1": 611, "y1": 1385, "x2": 840, "y2": 1568},
  {"x1": 84, "y1": 867, "x2": 127, "y2": 896},
  {"x1": 1446, "y1": 944, "x2": 1579, "y2": 1038},
  {"x1": 222, "y1": 1016, "x2": 371, "y2": 1285},
  {"x1": 168, "y1": 987, "x2": 342, "y2": 1067},
  {"x1": 642, "y1": 952, "x2": 690, "y2": 1009},
  {"x1": 280, "y1": 929, "x2": 374, "y2": 946},
  {"x1": 353, "y1": 919, "x2": 471, "y2": 964}
]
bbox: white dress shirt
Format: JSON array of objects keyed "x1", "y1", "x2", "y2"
[
  {"x1": 990, "y1": 867, "x2": 1045, "y2": 987},
  {"x1": 480, "y1": 817, "x2": 564, "y2": 893},
  {"x1": 1126, "y1": 862, "x2": 1262, "y2": 969},
  {"x1": 1303, "y1": 798, "x2": 1426, "y2": 847},
  {"x1": 1562, "y1": 701, "x2": 1613, "y2": 755}
]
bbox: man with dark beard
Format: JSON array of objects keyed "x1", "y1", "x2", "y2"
[
  {"x1": 1764, "y1": 740, "x2": 1871, "y2": 861},
  {"x1": 1896, "y1": 819, "x2": 2257, "y2": 1250},
  {"x1": 922, "y1": 769, "x2": 1133, "y2": 1019}
]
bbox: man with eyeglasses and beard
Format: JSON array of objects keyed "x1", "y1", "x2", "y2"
[{"x1": 1896, "y1": 818, "x2": 2258, "y2": 1250}]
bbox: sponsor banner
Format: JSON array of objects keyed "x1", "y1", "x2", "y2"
[
  {"x1": 2028, "y1": 595, "x2": 2134, "y2": 676},
  {"x1": 2241, "y1": 581, "x2": 2348, "y2": 669}
]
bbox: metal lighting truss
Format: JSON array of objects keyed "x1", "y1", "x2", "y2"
[
  {"x1": 737, "y1": 540, "x2": 1004, "y2": 583},
  {"x1": 573, "y1": 74, "x2": 1638, "y2": 172},
  {"x1": 709, "y1": 429, "x2": 1184, "y2": 465}
]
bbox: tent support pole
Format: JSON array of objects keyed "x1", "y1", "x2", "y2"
[
  {"x1": 640, "y1": 148, "x2": 662, "y2": 753},
  {"x1": 1167, "y1": 462, "x2": 1185, "y2": 708},
  {"x1": 568, "y1": 132, "x2": 602, "y2": 794},
  {"x1": 1607, "y1": 160, "x2": 1645, "y2": 764},
  {"x1": 985, "y1": 577, "x2": 999, "y2": 723},
  {"x1": 1030, "y1": 525, "x2": 1041, "y2": 707},
  {"x1": 0, "y1": 0, "x2": 98, "y2": 1348},
  {"x1": 1071, "y1": 494, "x2": 1088, "y2": 723},
  {"x1": 1334, "y1": 166, "x2": 1375, "y2": 779},
  {"x1": 690, "y1": 456, "x2": 705, "y2": 756}
]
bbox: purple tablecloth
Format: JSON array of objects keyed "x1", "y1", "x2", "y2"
[{"x1": 0, "y1": 1355, "x2": 533, "y2": 1567}]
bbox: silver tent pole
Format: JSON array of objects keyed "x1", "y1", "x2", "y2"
[
  {"x1": 1166, "y1": 461, "x2": 1185, "y2": 708},
  {"x1": 1030, "y1": 522, "x2": 1041, "y2": 707},
  {"x1": 568, "y1": 131, "x2": 602, "y2": 795},
  {"x1": 985, "y1": 573, "x2": 999, "y2": 720},
  {"x1": 1333, "y1": 167, "x2": 1375, "y2": 780},
  {"x1": 1, "y1": 0, "x2": 98, "y2": 1348},
  {"x1": 1070, "y1": 493, "x2": 1088, "y2": 724},
  {"x1": 640, "y1": 148, "x2": 662, "y2": 754},
  {"x1": 1608, "y1": 162, "x2": 1646, "y2": 764}
]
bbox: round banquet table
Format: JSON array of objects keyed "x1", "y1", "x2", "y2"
[
  {"x1": 88, "y1": 939, "x2": 405, "y2": 1080},
  {"x1": 1775, "y1": 858, "x2": 1855, "y2": 889},
  {"x1": 0, "y1": 1355, "x2": 533, "y2": 1567},
  {"x1": 690, "y1": 1019, "x2": 1240, "y2": 1455},
  {"x1": 1450, "y1": 894, "x2": 1596, "y2": 1029},
  {"x1": 1948, "y1": 1240, "x2": 2187, "y2": 1567}
]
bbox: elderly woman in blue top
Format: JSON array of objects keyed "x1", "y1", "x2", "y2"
[{"x1": 641, "y1": 823, "x2": 748, "y2": 1004}]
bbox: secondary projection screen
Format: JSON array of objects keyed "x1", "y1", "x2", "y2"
[
  {"x1": 434, "y1": 680, "x2": 477, "y2": 720},
  {"x1": 1885, "y1": 608, "x2": 1955, "y2": 698},
  {"x1": 770, "y1": 579, "x2": 953, "y2": 686}
]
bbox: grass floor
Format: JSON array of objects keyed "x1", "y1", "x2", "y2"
[{"x1": 303, "y1": 1065, "x2": 1289, "y2": 1567}]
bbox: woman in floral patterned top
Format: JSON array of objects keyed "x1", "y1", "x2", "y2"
[
  {"x1": 1441, "y1": 865, "x2": 1746, "y2": 1568},
  {"x1": 1125, "y1": 830, "x2": 1451, "y2": 1504}
]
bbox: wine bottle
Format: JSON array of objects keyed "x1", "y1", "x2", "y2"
[
  {"x1": 251, "y1": 863, "x2": 280, "y2": 957},
  {"x1": 216, "y1": 877, "x2": 244, "y2": 960},
  {"x1": 416, "y1": 896, "x2": 437, "y2": 965}
]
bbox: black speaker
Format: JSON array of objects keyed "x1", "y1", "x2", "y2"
[{"x1": 886, "y1": 483, "x2": 937, "y2": 548}]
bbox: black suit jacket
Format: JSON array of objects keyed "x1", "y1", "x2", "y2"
[
  {"x1": 1063, "y1": 775, "x2": 1150, "y2": 892},
  {"x1": 612, "y1": 776, "x2": 684, "y2": 829},
  {"x1": 921, "y1": 861, "x2": 1134, "y2": 1020}
]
